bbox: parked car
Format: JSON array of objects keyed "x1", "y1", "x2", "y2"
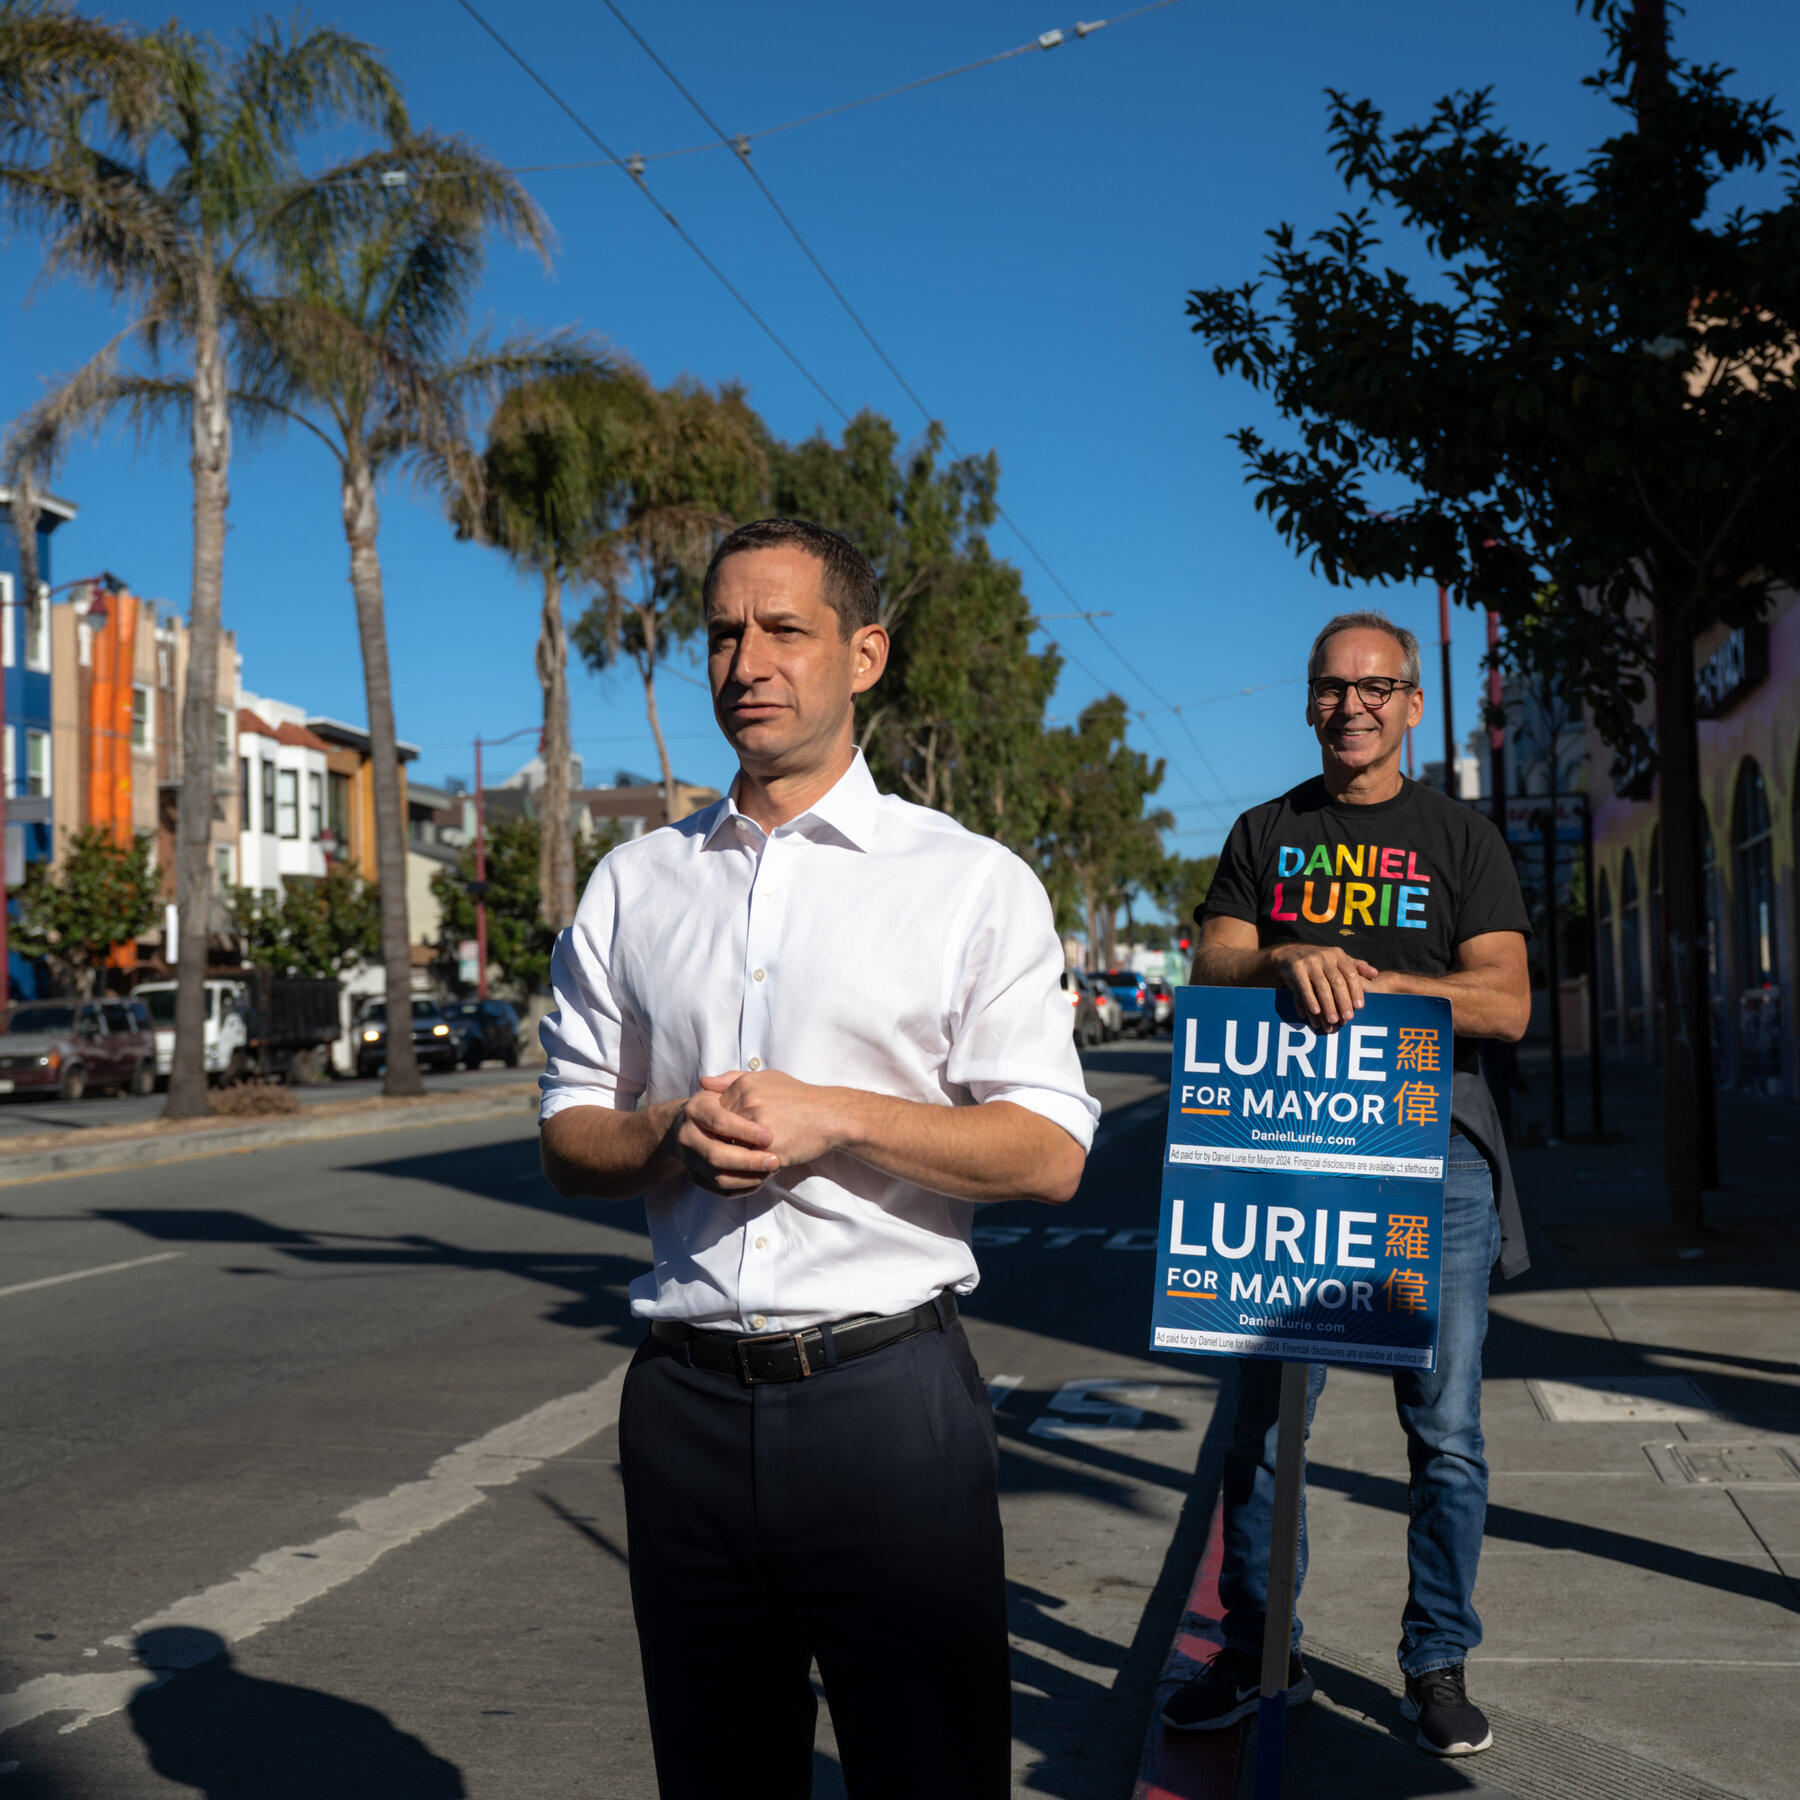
[
  {"x1": 1146, "y1": 977, "x2": 1175, "y2": 1033},
  {"x1": 0, "y1": 999, "x2": 157, "y2": 1101},
  {"x1": 1060, "y1": 969, "x2": 1103, "y2": 1050},
  {"x1": 1080, "y1": 970, "x2": 1124, "y2": 1040},
  {"x1": 1100, "y1": 968, "x2": 1157, "y2": 1036},
  {"x1": 441, "y1": 999, "x2": 523, "y2": 1069},
  {"x1": 355, "y1": 999, "x2": 460, "y2": 1077}
]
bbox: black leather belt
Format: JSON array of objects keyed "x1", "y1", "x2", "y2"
[{"x1": 650, "y1": 1294, "x2": 955, "y2": 1386}]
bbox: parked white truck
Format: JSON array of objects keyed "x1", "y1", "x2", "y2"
[{"x1": 131, "y1": 974, "x2": 341, "y2": 1082}]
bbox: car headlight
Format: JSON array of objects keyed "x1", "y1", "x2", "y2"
[
  {"x1": 432, "y1": 1023, "x2": 449, "y2": 1036},
  {"x1": 37, "y1": 1054, "x2": 52, "y2": 1067},
  {"x1": 362, "y1": 1029, "x2": 380, "y2": 1042}
]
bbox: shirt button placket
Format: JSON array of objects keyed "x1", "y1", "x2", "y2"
[{"x1": 738, "y1": 834, "x2": 785, "y2": 1325}]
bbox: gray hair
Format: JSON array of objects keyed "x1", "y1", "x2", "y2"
[{"x1": 1307, "y1": 610, "x2": 1422, "y2": 686}]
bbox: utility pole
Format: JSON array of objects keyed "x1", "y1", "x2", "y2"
[{"x1": 474, "y1": 735, "x2": 487, "y2": 1002}]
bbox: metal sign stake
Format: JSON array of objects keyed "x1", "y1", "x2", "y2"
[{"x1": 1253, "y1": 1358, "x2": 1310, "y2": 1800}]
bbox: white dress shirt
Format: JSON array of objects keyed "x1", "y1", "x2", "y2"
[{"x1": 539, "y1": 750, "x2": 1099, "y2": 1332}]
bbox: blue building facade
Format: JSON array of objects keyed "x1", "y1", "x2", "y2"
[{"x1": 2, "y1": 488, "x2": 77, "y2": 1000}]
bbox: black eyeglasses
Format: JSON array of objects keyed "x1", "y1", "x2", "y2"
[{"x1": 1308, "y1": 677, "x2": 1416, "y2": 710}]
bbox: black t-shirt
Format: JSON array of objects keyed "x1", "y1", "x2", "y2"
[{"x1": 1199, "y1": 776, "x2": 1530, "y2": 1072}]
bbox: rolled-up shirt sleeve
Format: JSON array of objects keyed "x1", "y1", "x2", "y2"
[
  {"x1": 943, "y1": 849, "x2": 1101, "y2": 1151},
  {"x1": 538, "y1": 860, "x2": 648, "y2": 1122}
]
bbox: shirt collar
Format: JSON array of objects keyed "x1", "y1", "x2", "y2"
[{"x1": 703, "y1": 749, "x2": 878, "y2": 852}]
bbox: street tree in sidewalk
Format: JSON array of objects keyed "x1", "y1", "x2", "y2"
[
  {"x1": 767, "y1": 411, "x2": 1063, "y2": 856},
  {"x1": 0, "y1": 7, "x2": 405, "y2": 1118},
  {"x1": 464, "y1": 365, "x2": 651, "y2": 930},
  {"x1": 12, "y1": 826, "x2": 159, "y2": 996},
  {"x1": 233, "y1": 134, "x2": 597, "y2": 1096},
  {"x1": 1184, "y1": 0, "x2": 1800, "y2": 1239},
  {"x1": 228, "y1": 868, "x2": 381, "y2": 979},
  {"x1": 571, "y1": 379, "x2": 766, "y2": 825},
  {"x1": 1146, "y1": 854, "x2": 1220, "y2": 952}
]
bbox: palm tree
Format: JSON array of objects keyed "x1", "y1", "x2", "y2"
[
  {"x1": 235, "y1": 135, "x2": 597, "y2": 1091},
  {"x1": 572, "y1": 379, "x2": 765, "y2": 824},
  {"x1": 0, "y1": 5, "x2": 404, "y2": 1117},
  {"x1": 468, "y1": 366, "x2": 651, "y2": 928}
]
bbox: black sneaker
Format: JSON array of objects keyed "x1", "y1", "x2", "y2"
[
  {"x1": 1161, "y1": 1646, "x2": 1314, "y2": 1732},
  {"x1": 1402, "y1": 1665, "x2": 1493, "y2": 1756}
]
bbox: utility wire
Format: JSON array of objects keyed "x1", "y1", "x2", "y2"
[
  {"x1": 597, "y1": 0, "x2": 1230, "y2": 827},
  {"x1": 453, "y1": 0, "x2": 849, "y2": 424}
]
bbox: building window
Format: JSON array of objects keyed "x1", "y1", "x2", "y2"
[
  {"x1": 215, "y1": 708, "x2": 232, "y2": 770},
  {"x1": 1620, "y1": 850, "x2": 1644, "y2": 1053},
  {"x1": 262, "y1": 759, "x2": 277, "y2": 834},
  {"x1": 0, "y1": 573, "x2": 11, "y2": 668},
  {"x1": 215, "y1": 844, "x2": 233, "y2": 890},
  {"x1": 25, "y1": 728, "x2": 49, "y2": 798},
  {"x1": 1732, "y1": 757, "x2": 1781, "y2": 1090},
  {"x1": 1597, "y1": 868, "x2": 1616, "y2": 1044},
  {"x1": 328, "y1": 770, "x2": 351, "y2": 847},
  {"x1": 2, "y1": 725, "x2": 13, "y2": 796},
  {"x1": 24, "y1": 583, "x2": 48, "y2": 672},
  {"x1": 277, "y1": 768, "x2": 299, "y2": 840},
  {"x1": 308, "y1": 770, "x2": 323, "y2": 842},
  {"x1": 131, "y1": 685, "x2": 152, "y2": 751},
  {"x1": 240, "y1": 755, "x2": 251, "y2": 827}
]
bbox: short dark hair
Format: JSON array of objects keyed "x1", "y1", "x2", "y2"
[{"x1": 701, "y1": 517, "x2": 881, "y2": 637}]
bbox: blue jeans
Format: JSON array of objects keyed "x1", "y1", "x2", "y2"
[{"x1": 1216, "y1": 1135, "x2": 1503, "y2": 1676}]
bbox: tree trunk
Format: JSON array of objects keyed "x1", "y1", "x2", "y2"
[
  {"x1": 535, "y1": 566, "x2": 574, "y2": 928},
  {"x1": 637, "y1": 608, "x2": 676, "y2": 826},
  {"x1": 163, "y1": 259, "x2": 229, "y2": 1120},
  {"x1": 342, "y1": 451, "x2": 423, "y2": 1096},
  {"x1": 1652, "y1": 603, "x2": 1716, "y2": 1240}
]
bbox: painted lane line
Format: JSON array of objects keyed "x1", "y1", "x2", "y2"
[
  {"x1": 0, "y1": 1364, "x2": 626, "y2": 1740},
  {"x1": 0, "y1": 1252, "x2": 185, "y2": 1300}
]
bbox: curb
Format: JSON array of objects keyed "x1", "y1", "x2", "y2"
[
  {"x1": 1132, "y1": 1498, "x2": 1242, "y2": 1800},
  {"x1": 0, "y1": 1086, "x2": 539, "y2": 1187}
]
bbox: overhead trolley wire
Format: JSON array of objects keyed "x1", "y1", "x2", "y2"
[
  {"x1": 593, "y1": 0, "x2": 1229, "y2": 826},
  {"x1": 453, "y1": 0, "x2": 850, "y2": 425}
]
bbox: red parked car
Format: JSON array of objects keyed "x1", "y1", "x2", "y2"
[{"x1": 0, "y1": 999, "x2": 158, "y2": 1102}]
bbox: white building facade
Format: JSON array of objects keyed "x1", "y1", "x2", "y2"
[{"x1": 236, "y1": 689, "x2": 331, "y2": 893}]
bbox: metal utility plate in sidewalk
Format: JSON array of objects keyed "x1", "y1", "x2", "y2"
[
  {"x1": 1526, "y1": 1375, "x2": 1715, "y2": 1423},
  {"x1": 1644, "y1": 1440, "x2": 1800, "y2": 1485}
]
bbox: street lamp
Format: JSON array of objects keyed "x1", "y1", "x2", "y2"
[{"x1": 471, "y1": 725, "x2": 538, "y2": 1001}]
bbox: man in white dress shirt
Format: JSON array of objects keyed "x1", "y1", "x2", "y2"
[{"x1": 539, "y1": 518, "x2": 1099, "y2": 1800}]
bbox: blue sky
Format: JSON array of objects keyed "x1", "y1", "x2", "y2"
[{"x1": 4, "y1": 0, "x2": 1797, "y2": 863}]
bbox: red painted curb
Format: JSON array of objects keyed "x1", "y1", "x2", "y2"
[{"x1": 1131, "y1": 1498, "x2": 1242, "y2": 1800}]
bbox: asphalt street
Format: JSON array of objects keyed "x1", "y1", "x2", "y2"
[
  {"x1": 0, "y1": 1064, "x2": 532, "y2": 1141},
  {"x1": 0, "y1": 1040, "x2": 1207, "y2": 1799}
]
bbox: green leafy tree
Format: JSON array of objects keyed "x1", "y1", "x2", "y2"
[
  {"x1": 766, "y1": 412, "x2": 1063, "y2": 854},
  {"x1": 228, "y1": 868, "x2": 381, "y2": 978},
  {"x1": 573, "y1": 379, "x2": 766, "y2": 823},
  {"x1": 234, "y1": 136, "x2": 596, "y2": 1098},
  {"x1": 1146, "y1": 854, "x2": 1220, "y2": 953},
  {"x1": 0, "y1": 4, "x2": 405, "y2": 1118},
  {"x1": 13, "y1": 827, "x2": 159, "y2": 994},
  {"x1": 466, "y1": 365, "x2": 651, "y2": 928},
  {"x1": 1035, "y1": 697, "x2": 1172, "y2": 962},
  {"x1": 432, "y1": 817, "x2": 623, "y2": 995},
  {"x1": 1183, "y1": 0, "x2": 1800, "y2": 1235}
]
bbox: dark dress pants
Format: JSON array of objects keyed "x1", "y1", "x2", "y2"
[{"x1": 618, "y1": 1315, "x2": 1011, "y2": 1800}]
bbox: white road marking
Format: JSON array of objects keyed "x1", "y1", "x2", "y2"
[
  {"x1": 0, "y1": 1364, "x2": 626, "y2": 1740},
  {"x1": 0, "y1": 1252, "x2": 184, "y2": 1300},
  {"x1": 1027, "y1": 1378, "x2": 1160, "y2": 1443},
  {"x1": 986, "y1": 1374, "x2": 1024, "y2": 1412}
]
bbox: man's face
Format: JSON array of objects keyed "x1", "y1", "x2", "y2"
[
  {"x1": 706, "y1": 545, "x2": 887, "y2": 773},
  {"x1": 1305, "y1": 627, "x2": 1425, "y2": 777}
]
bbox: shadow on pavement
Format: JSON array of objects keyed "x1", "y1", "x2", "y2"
[{"x1": 125, "y1": 1629, "x2": 465, "y2": 1799}]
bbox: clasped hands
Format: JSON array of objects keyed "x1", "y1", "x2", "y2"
[{"x1": 665, "y1": 1068, "x2": 849, "y2": 1197}]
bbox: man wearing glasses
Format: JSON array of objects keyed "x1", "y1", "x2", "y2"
[{"x1": 1161, "y1": 611, "x2": 1530, "y2": 1759}]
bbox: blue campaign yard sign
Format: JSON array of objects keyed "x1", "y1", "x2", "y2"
[{"x1": 1151, "y1": 987, "x2": 1453, "y2": 1372}]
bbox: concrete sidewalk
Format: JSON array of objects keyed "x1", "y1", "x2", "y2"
[{"x1": 1138, "y1": 1052, "x2": 1800, "y2": 1799}]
